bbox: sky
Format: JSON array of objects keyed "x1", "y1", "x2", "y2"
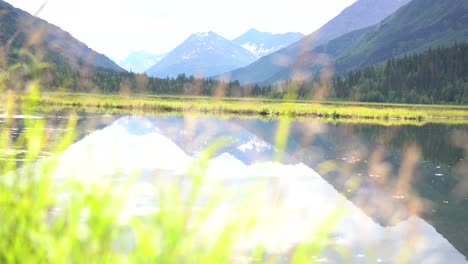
[{"x1": 5, "y1": 0, "x2": 356, "y2": 61}]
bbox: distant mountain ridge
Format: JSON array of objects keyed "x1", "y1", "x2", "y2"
[
  {"x1": 222, "y1": 0, "x2": 412, "y2": 84},
  {"x1": 0, "y1": 0, "x2": 124, "y2": 72},
  {"x1": 233, "y1": 29, "x2": 304, "y2": 59},
  {"x1": 308, "y1": 0, "x2": 412, "y2": 48},
  {"x1": 146, "y1": 31, "x2": 256, "y2": 78},
  {"x1": 119, "y1": 51, "x2": 167, "y2": 73}
]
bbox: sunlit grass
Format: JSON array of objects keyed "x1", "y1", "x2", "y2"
[{"x1": 12, "y1": 92, "x2": 468, "y2": 125}]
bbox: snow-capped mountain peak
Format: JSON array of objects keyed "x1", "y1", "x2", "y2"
[
  {"x1": 146, "y1": 31, "x2": 256, "y2": 78},
  {"x1": 193, "y1": 31, "x2": 217, "y2": 38},
  {"x1": 195, "y1": 32, "x2": 210, "y2": 38}
]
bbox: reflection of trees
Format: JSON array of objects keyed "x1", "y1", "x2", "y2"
[{"x1": 328, "y1": 123, "x2": 464, "y2": 166}]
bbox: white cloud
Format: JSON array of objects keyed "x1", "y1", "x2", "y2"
[{"x1": 5, "y1": 0, "x2": 356, "y2": 60}]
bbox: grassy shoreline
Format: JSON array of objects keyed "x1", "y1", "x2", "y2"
[{"x1": 12, "y1": 92, "x2": 468, "y2": 125}]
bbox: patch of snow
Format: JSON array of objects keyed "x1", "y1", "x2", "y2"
[
  {"x1": 144, "y1": 59, "x2": 155, "y2": 66},
  {"x1": 241, "y1": 43, "x2": 259, "y2": 55},
  {"x1": 241, "y1": 42, "x2": 278, "y2": 58},
  {"x1": 196, "y1": 32, "x2": 209, "y2": 38},
  {"x1": 237, "y1": 138, "x2": 272, "y2": 152}
]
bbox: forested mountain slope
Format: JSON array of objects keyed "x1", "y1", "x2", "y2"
[{"x1": 335, "y1": 0, "x2": 468, "y2": 73}]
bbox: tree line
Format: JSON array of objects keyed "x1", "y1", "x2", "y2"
[
  {"x1": 329, "y1": 43, "x2": 468, "y2": 104},
  {"x1": 7, "y1": 42, "x2": 468, "y2": 105}
]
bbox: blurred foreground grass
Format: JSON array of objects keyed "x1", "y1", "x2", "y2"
[
  {"x1": 0, "y1": 88, "x2": 246, "y2": 263},
  {"x1": 0, "y1": 79, "x2": 351, "y2": 263}
]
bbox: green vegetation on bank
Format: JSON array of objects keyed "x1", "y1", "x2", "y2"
[{"x1": 14, "y1": 92, "x2": 468, "y2": 125}]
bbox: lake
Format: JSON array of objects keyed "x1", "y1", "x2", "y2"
[{"x1": 2, "y1": 112, "x2": 468, "y2": 263}]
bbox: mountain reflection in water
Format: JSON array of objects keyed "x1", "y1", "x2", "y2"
[{"x1": 51, "y1": 116, "x2": 467, "y2": 263}]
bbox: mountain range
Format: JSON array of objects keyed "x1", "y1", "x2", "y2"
[
  {"x1": 0, "y1": 0, "x2": 124, "y2": 72},
  {"x1": 145, "y1": 29, "x2": 305, "y2": 78},
  {"x1": 222, "y1": 0, "x2": 468, "y2": 85},
  {"x1": 221, "y1": 0, "x2": 413, "y2": 84}
]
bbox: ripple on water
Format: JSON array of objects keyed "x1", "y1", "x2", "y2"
[{"x1": 0, "y1": 114, "x2": 43, "y2": 119}]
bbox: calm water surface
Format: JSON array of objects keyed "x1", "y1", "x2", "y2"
[{"x1": 2, "y1": 112, "x2": 468, "y2": 263}]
